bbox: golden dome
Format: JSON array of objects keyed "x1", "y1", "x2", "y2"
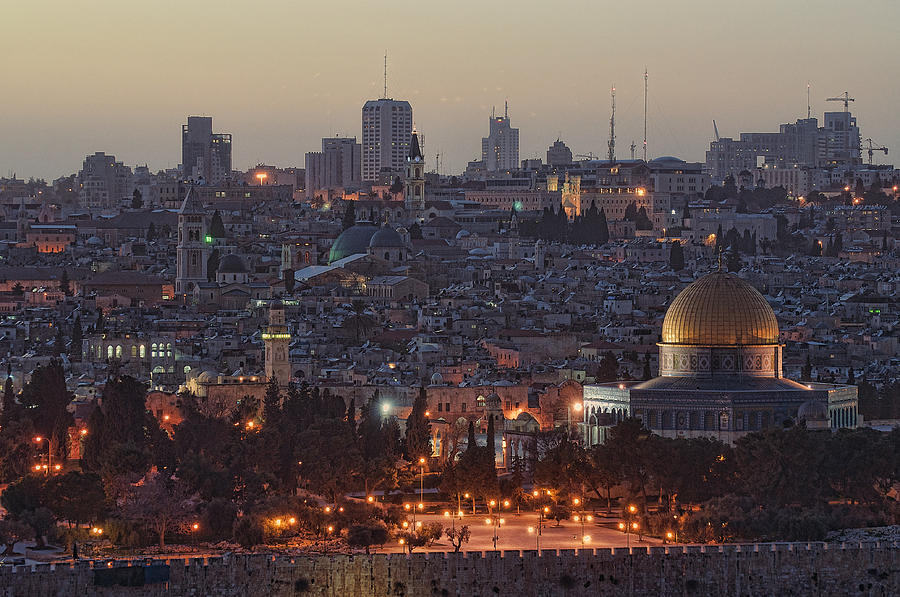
[{"x1": 661, "y1": 272, "x2": 779, "y2": 346}]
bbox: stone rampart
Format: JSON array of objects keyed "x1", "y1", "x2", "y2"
[{"x1": 0, "y1": 542, "x2": 897, "y2": 596}]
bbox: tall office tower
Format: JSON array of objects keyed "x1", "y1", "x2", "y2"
[
  {"x1": 822, "y1": 111, "x2": 861, "y2": 167},
  {"x1": 481, "y1": 103, "x2": 520, "y2": 171},
  {"x1": 404, "y1": 130, "x2": 425, "y2": 221},
  {"x1": 78, "y1": 152, "x2": 132, "y2": 209},
  {"x1": 175, "y1": 188, "x2": 209, "y2": 298},
  {"x1": 181, "y1": 116, "x2": 232, "y2": 184},
  {"x1": 304, "y1": 137, "x2": 362, "y2": 199},
  {"x1": 547, "y1": 139, "x2": 573, "y2": 167},
  {"x1": 361, "y1": 99, "x2": 413, "y2": 182}
]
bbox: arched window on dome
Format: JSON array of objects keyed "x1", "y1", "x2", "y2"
[
  {"x1": 140, "y1": 345, "x2": 146, "y2": 359},
  {"x1": 151, "y1": 343, "x2": 157, "y2": 358},
  {"x1": 107, "y1": 345, "x2": 113, "y2": 360},
  {"x1": 115, "y1": 345, "x2": 123, "y2": 359}
]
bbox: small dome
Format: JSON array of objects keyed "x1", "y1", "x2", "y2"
[
  {"x1": 661, "y1": 272, "x2": 780, "y2": 346},
  {"x1": 368, "y1": 226, "x2": 404, "y2": 248},
  {"x1": 329, "y1": 222, "x2": 380, "y2": 263},
  {"x1": 456, "y1": 229, "x2": 471, "y2": 240},
  {"x1": 798, "y1": 400, "x2": 828, "y2": 422},
  {"x1": 219, "y1": 254, "x2": 249, "y2": 274},
  {"x1": 430, "y1": 372, "x2": 443, "y2": 386},
  {"x1": 650, "y1": 156, "x2": 686, "y2": 164}
]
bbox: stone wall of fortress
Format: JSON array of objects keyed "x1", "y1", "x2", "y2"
[{"x1": 1, "y1": 542, "x2": 897, "y2": 596}]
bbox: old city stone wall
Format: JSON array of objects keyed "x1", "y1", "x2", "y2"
[{"x1": 1, "y1": 542, "x2": 897, "y2": 597}]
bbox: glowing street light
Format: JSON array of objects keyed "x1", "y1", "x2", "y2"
[
  {"x1": 33, "y1": 436, "x2": 51, "y2": 475},
  {"x1": 256, "y1": 172, "x2": 268, "y2": 186}
]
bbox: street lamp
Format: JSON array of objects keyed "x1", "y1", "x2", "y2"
[
  {"x1": 567, "y1": 402, "x2": 583, "y2": 438},
  {"x1": 33, "y1": 436, "x2": 51, "y2": 475},
  {"x1": 256, "y1": 172, "x2": 267, "y2": 186},
  {"x1": 418, "y1": 457, "x2": 426, "y2": 520}
]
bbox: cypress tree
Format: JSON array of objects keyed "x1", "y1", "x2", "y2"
[{"x1": 485, "y1": 415, "x2": 495, "y2": 468}]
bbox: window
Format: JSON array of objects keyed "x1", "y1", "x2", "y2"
[
  {"x1": 140, "y1": 345, "x2": 146, "y2": 358},
  {"x1": 461, "y1": 403, "x2": 466, "y2": 412},
  {"x1": 446, "y1": 403, "x2": 450, "y2": 412},
  {"x1": 107, "y1": 345, "x2": 113, "y2": 359}
]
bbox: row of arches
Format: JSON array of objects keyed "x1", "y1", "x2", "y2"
[
  {"x1": 95, "y1": 342, "x2": 174, "y2": 361},
  {"x1": 832, "y1": 405, "x2": 858, "y2": 429}
]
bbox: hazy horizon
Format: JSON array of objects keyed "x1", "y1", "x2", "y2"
[{"x1": 2, "y1": 0, "x2": 899, "y2": 180}]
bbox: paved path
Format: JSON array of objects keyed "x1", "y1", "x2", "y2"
[{"x1": 379, "y1": 512, "x2": 662, "y2": 553}]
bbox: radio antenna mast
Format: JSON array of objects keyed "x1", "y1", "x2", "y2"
[
  {"x1": 607, "y1": 86, "x2": 616, "y2": 163},
  {"x1": 383, "y1": 52, "x2": 388, "y2": 99},
  {"x1": 643, "y1": 69, "x2": 649, "y2": 161}
]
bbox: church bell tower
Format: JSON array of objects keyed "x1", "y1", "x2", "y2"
[
  {"x1": 175, "y1": 188, "x2": 209, "y2": 298},
  {"x1": 404, "y1": 129, "x2": 425, "y2": 222}
]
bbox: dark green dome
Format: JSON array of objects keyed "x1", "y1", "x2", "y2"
[
  {"x1": 368, "y1": 226, "x2": 404, "y2": 248},
  {"x1": 329, "y1": 223, "x2": 379, "y2": 263}
]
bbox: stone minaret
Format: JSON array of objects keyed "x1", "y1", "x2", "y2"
[{"x1": 263, "y1": 301, "x2": 291, "y2": 387}]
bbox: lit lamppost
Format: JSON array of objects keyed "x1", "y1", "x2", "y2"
[
  {"x1": 33, "y1": 436, "x2": 51, "y2": 475},
  {"x1": 191, "y1": 522, "x2": 199, "y2": 546},
  {"x1": 418, "y1": 457, "x2": 426, "y2": 519},
  {"x1": 568, "y1": 402, "x2": 583, "y2": 441},
  {"x1": 572, "y1": 497, "x2": 593, "y2": 545},
  {"x1": 256, "y1": 172, "x2": 267, "y2": 186}
]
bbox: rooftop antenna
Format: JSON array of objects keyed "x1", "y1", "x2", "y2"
[
  {"x1": 504, "y1": 99, "x2": 508, "y2": 120},
  {"x1": 607, "y1": 86, "x2": 616, "y2": 163},
  {"x1": 630, "y1": 141, "x2": 636, "y2": 160},
  {"x1": 383, "y1": 52, "x2": 388, "y2": 99},
  {"x1": 643, "y1": 69, "x2": 648, "y2": 161},
  {"x1": 807, "y1": 82, "x2": 811, "y2": 119}
]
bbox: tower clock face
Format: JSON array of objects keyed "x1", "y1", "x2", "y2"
[{"x1": 414, "y1": 157, "x2": 421, "y2": 162}]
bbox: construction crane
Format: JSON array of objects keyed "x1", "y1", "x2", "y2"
[
  {"x1": 826, "y1": 91, "x2": 854, "y2": 112},
  {"x1": 862, "y1": 139, "x2": 888, "y2": 164}
]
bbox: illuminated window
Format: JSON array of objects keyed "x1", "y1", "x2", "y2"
[{"x1": 140, "y1": 345, "x2": 146, "y2": 359}]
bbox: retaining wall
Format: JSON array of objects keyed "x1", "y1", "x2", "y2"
[{"x1": 1, "y1": 542, "x2": 897, "y2": 596}]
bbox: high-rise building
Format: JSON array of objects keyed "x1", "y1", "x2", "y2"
[
  {"x1": 404, "y1": 130, "x2": 425, "y2": 221},
  {"x1": 547, "y1": 139, "x2": 573, "y2": 167},
  {"x1": 182, "y1": 116, "x2": 232, "y2": 184},
  {"x1": 481, "y1": 104, "x2": 519, "y2": 171},
  {"x1": 175, "y1": 188, "x2": 209, "y2": 297},
  {"x1": 706, "y1": 112, "x2": 863, "y2": 182},
  {"x1": 305, "y1": 137, "x2": 362, "y2": 199},
  {"x1": 822, "y1": 111, "x2": 861, "y2": 167},
  {"x1": 78, "y1": 152, "x2": 132, "y2": 209},
  {"x1": 362, "y1": 99, "x2": 413, "y2": 182}
]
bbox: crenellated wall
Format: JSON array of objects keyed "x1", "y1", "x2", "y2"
[{"x1": 1, "y1": 542, "x2": 897, "y2": 597}]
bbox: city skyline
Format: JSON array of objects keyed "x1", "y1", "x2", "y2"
[{"x1": 3, "y1": 0, "x2": 899, "y2": 179}]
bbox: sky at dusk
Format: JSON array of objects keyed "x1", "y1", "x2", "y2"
[{"x1": 2, "y1": 0, "x2": 899, "y2": 180}]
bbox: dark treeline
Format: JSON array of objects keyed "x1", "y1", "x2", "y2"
[{"x1": 529, "y1": 419, "x2": 900, "y2": 542}]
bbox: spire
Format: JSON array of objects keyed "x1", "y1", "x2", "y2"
[
  {"x1": 179, "y1": 187, "x2": 203, "y2": 215},
  {"x1": 407, "y1": 129, "x2": 423, "y2": 161}
]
